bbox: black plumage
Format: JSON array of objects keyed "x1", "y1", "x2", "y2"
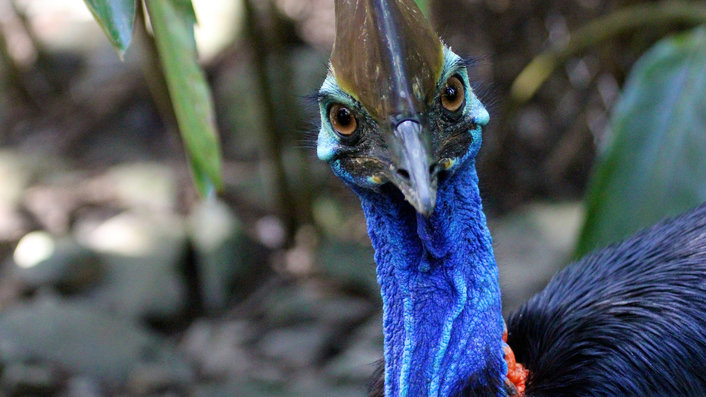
[{"x1": 508, "y1": 203, "x2": 706, "y2": 396}]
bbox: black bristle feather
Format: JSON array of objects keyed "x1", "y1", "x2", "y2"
[
  {"x1": 296, "y1": 92, "x2": 324, "y2": 153},
  {"x1": 368, "y1": 359, "x2": 385, "y2": 397},
  {"x1": 508, "y1": 203, "x2": 706, "y2": 396}
]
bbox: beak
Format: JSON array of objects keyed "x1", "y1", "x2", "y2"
[{"x1": 388, "y1": 119, "x2": 437, "y2": 217}]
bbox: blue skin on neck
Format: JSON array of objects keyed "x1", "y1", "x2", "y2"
[
  {"x1": 352, "y1": 145, "x2": 506, "y2": 396},
  {"x1": 319, "y1": 49, "x2": 506, "y2": 396}
]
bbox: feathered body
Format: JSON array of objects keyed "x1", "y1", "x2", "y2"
[
  {"x1": 508, "y1": 204, "x2": 706, "y2": 396},
  {"x1": 317, "y1": 1, "x2": 706, "y2": 395}
]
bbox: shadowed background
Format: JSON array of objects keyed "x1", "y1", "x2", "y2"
[{"x1": 0, "y1": 0, "x2": 704, "y2": 395}]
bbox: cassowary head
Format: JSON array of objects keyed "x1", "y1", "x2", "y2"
[{"x1": 317, "y1": 0, "x2": 489, "y2": 216}]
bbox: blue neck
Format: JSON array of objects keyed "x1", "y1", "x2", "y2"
[{"x1": 355, "y1": 159, "x2": 506, "y2": 396}]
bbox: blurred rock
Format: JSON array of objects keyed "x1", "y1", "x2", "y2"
[
  {"x1": 261, "y1": 285, "x2": 318, "y2": 327},
  {"x1": 12, "y1": 231, "x2": 101, "y2": 292},
  {"x1": 180, "y1": 319, "x2": 254, "y2": 378},
  {"x1": 317, "y1": 239, "x2": 378, "y2": 297},
  {"x1": 0, "y1": 150, "x2": 62, "y2": 209},
  {"x1": 324, "y1": 314, "x2": 383, "y2": 384},
  {"x1": 262, "y1": 284, "x2": 372, "y2": 329},
  {"x1": 317, "y1": 295, "x2": 373, "y2": 327},
  {"x1": 491, "y1": 201, "x2": 584, "y2": 315},
  {"x1": 64, "y1": 376, "x2": 103, "y2": 397},
  {"x1": 191, "y1": 381, "x2": 286, "y2": 397},
  {"x1": 188, "y1": 199, "x2": 249, "y2": 312},
  {"x1": 0, "y1": 297, "x2": 193, "y2": 386},
  {"x1": 0, "y1": 150, "x2": 49, "y2": 242},
  {"x1": 74, "y1": 212, "x2": 188, "y2": 321},
  {"x1": 257, "y1": 324, "x2": 329, "y2": 369},
  {"x1": 0, "y1": 206, "x2": 32, "y2": 244},
  {"x1": 126, "y1": 362, "x2": 193, "y2": 395},
  {"x1": 290, "y1": 374, "x2": 366, "y2": 397},
  {"x1": 0, "y1": 362, "x2": 63, "y2": 396},
  {"x1": 101, "y1": 163, "x2": 178, "y2": 213},
  {"x1": 192, "y1": 379, "x2": 365, "y2": 397}
]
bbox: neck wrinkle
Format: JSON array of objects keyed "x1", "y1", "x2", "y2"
[{"x1": 356, "y1": 160, "x2": 507, "y2": 397}]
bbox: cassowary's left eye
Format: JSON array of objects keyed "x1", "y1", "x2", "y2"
[
  {"x1": 441, "y1": 76, "x2": 465, "y2": 113},
  {"x1": 329, "y1": 104, "x2": 358, "y2": 137}
]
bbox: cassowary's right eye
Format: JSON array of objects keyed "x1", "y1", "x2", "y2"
[{"x1": 329, "y1": 104, "x2": 358, "y2": 137}]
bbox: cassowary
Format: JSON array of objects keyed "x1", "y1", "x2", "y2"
[{"x1": 315, "y1": 0, "x2": 706, "y2": 395}]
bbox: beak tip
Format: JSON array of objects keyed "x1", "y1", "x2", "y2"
[{"x1": 416, "y1": 195, "x2": 437, "y2": 218}]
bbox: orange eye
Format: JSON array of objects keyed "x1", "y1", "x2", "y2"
[
  {"x1": 441, "y1": 76, "x2": 465, "y2": 113},
  {"x1": 329, "y1": 104, "x2": 358, "y2": 137}
]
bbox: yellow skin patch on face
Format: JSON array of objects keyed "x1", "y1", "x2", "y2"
[
  {"x1": 369, "y1": 174, "x2": 385, "y2": 185},
  {"x1": 442, "y1": 159, "x2": 456, "y2": 170}
]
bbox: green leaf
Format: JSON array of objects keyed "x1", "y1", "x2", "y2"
[
  {"x1": 415, "y1": 0, "x2": 430, "y2": 15},
  {"x1": 170, "y1": 0, "x2": 198, "y2": 26},
  {"x1": 83, "y1": 0, "x2": 136, "y2": 57},
  {"x1": 145, "y1": 0, "x2": 222, "y2": 196},
  {"x1": 576, "y1": 26, "x2": 706, "y2": 256}
]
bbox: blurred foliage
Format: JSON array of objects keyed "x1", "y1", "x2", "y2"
[
  {"x1": 84, "y1": 0, "x2": 221, "y2": 196},
  {"x1": 510, "y1": 2, "x2": 706, "y2": 104},
  {"x1": 576, "y1": 26, "x2": 706, "y2": 255}
]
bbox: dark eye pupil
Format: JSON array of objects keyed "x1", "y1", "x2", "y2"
[
  {"x1": 445, "y1": 86, "x2": 457, "y2": 100},
  {"x1": 337, "y1": 108, "x2": 352, "y2": 125}
]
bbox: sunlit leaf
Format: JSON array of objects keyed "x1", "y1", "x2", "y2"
[
  {"x1": 170, "y1": 0, "x2": 198, "y2": 26},
  {"x1": 145, "y1": 0, "x2": 222, "y2": 196},
  {"x1": 83, "y1": 0, "x2": 136, "y2": 57},
  {"x1": 576, "y1": 26, "x2": 706, "y2": 256},
  {"x1": 415, "y1": 0, "x2": 430, "y2": 15}
]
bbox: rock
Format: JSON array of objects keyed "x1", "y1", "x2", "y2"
[
  {"x1": 187, "y1": 199, "x2": 250, "y2": 312},
  {"x1": 317, "y1": 295, "x2": 373, "y2": 327},
  {"x1": 0, "y1": 150, "x2": 53, "y2": 242},
  {"x1": 126, "y1": 362, "x2": 193, "y2": 395},
  {"x1": 324, "y1": 314, "x2": 383, "y2": 383},
  {"x1": 0, "y1": 297, "x2": 193, "y2": 386},
  {"x1": 191, "y1": 381, "x2": 287, "y2": 397},
  {"x1": 101, "y1": 163, "x2": 178, "y2": 213},
  {"x1": 73, "y1": 212, "x2": 188, "y2": 321},
  {"x1": 0, "y1": 362, "x2": 63, "y2": 396},
  {"x1": 179, "y1": 319, "x2": 254, "y2": 378},
  {"x1": 64, "y1": 376, "x2": 104, "y2": 397},
  {"x1": 0, "y1": 206, "x2": 32, "y2": 243},
  {"x1": 490, "y1": 201, "x2": 584, "y2": 315},
  {"x1": 260, "y1": 285, "x2": 319, "y2": 327},
  {"x1": 257, "y1": 324, "x2": 330, "y2": 369},
  {"x1": 317, "y1": 239, "x2": 378, "y2": 297},
  {"x1": 262, "y1": 284, "x2": 372, "y2": 328},
  {"x1": 0, "y1": 150, "x2": 41, "y2": 209},
  {"x1": 192, "y1": 379, "x2": 365, "y2": 397},
  {"x1": 12, "y1": 231, "x2": 101, "y2": 292},
  {"x1": 290, "y1": 373, "x2": 366, "y2": 397}
]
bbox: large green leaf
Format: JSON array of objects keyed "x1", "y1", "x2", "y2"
[
  {"x1": 170, "y1": 0, "x2": 198, "y2": 26},
  {"x1": 576, "y1": 26, "x2": 706, "y2": 256},
  {"x1": 145, "y1": 0, "x2": 222, "y2": 196},
  {"x1": 83, "y1": 0, "x2": 136, "y2": 56},
  {"x1": 415, "y1": 0, "x2": 430, "y2": 15}
]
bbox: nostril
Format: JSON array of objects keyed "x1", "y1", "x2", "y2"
[
  {"x1": 396, "y1": 169, "x2": 410, "y2": 181},
  {"x1": 429, "y1": 163, "x2": 438, "y2": 176}
]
